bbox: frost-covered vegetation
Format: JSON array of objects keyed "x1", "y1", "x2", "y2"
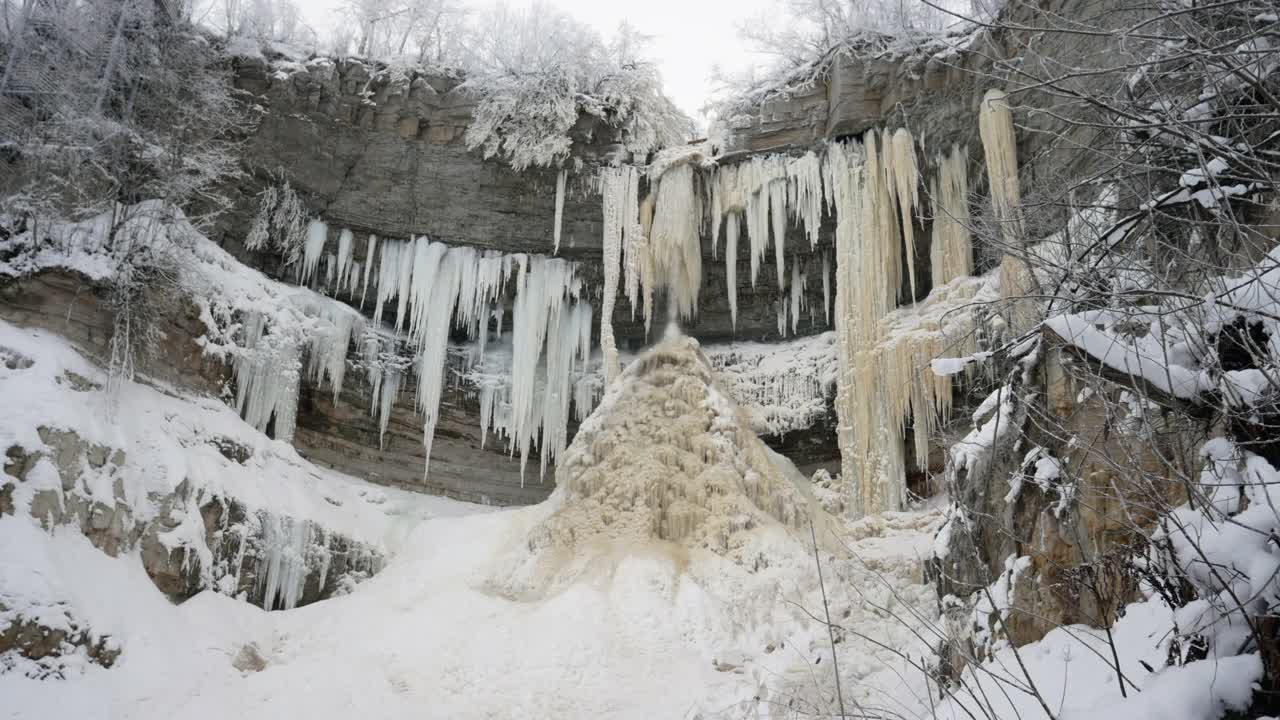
[
  {"x1": 457, "y1": 7, "x2": 692, "y2": 170},
  {"x1": 716, "y1": 0, "x2": 993, "y2": 115}
]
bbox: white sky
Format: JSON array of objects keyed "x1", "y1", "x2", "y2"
[
  {"x1": 534, "y1": 0, "x2": 774, "y2": 122},
  {"x1": 294, "y1": 0, "x2": 775, "y2": 124}
]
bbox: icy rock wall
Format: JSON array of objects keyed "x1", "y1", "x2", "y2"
[{"x1": 1, "y1": 426, "x2": 382, "y2": 610}]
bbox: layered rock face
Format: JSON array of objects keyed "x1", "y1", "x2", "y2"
[{"x1": 2, "y1": 424, "x2": 382, "y2": 611}]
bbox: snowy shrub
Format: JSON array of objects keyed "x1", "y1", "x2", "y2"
[
  {"x1": 459, "y1": 6, "x2": 691, "y2": 170},
  {"x1": 716, "y1": 0, "x2": 990, "y2": 116},
  {"x1": 245, "y1": 179, "x2": 307, "y2": 268}
]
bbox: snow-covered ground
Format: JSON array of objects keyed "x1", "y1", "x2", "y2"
[
  {"x1": 2, "y1": 315, "x2": 1266, "y2": 719},
  {"x1": 0, "y1": 317, "x2": 946, "y2": 718}
]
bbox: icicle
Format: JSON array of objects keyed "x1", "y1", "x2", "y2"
[
  {"x1": 741, "y1": 156, "x2": 784, "y2": 288},
  {"x1": 300, "y1": 220, "x2": 327, "y2": 285},
  {"x1": 508, "y1": 256, "x2": 580, "y2": 478},
  {"x1": 410, "y1": 242, "x2": 465, "y2": 479},
  {"x1": 979, "y1": 88, "x2": 1033, "y2": 331},
  {"x1": 394, "y1": 237, "x2": 421, "y2": 333},
  {"x1": 323, "y1": 253, "x2": 336, "y2": 292},
  {"x1": 347, "y1": 261, "x2": 362, "y2": 298},
  {"x1": 360, "y1": 235, "x2": 378, "y2": 309},
  {"x1": 725, "y1": 211, "x2": 740, "y2": 331},
  {"x1": 552, "y1": 169, "x2": 567, "y2": 254},
  {"x1": 372, "y1": 239, "x2": 403, "y2": 328},
  {"x1": 305, "y1": 300, "x2": 360, "y2": 402},
  {"x1": 777, "y1": 298, "x2": 787, "y2": 337},
  {"x1": 930, "y1": 145, "x2": 973, "y2": 288},
  {"x1": 822, "y1": 248, "x2": 831, "y2": 326},
  {"x1": 233, "y1": 310, "x2": 302, "y2": 442},
  {"x1": 885, "y1": 128, "x2": 920, "y2": 302},
  {"x1": 790, "y1": 261, "x2": 803, "y2": 334},
  {"x1": 709, "y1": 167, "x2": 722, "y2": 260},
  {"x1": 622, "y1": 168, "x2": 643, "y2": 320},
  {"x1": 256, "y1": 513, "x2": 311, "y2": 611},
  {"x1": 336, "y1": 228, "x2": 354, "y2": 291},
  {"x1": 770, "y1": 169, "x2": 788, "y2": 290},
  {"x1": 648, "y1": 163, "x2": 702, "y2": 322},
  {"x1": 787, "y1": 151, "x2": 825, "y2": 248},
  {"x1": 979, "y1": 89, "x2": 1022, "y2": 244},
  {"x1": 598, "y1": 166, "x2": 630, "y2": 382}
]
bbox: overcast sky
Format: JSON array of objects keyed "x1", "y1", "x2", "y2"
[
  {"x1": 296, "y1": 0, "x2": 775, "y2": 123},
  {"x1": 533, "y1": 0, "x2": 774, "y2": 121}
]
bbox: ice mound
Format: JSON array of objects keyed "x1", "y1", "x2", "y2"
[{"x1": 493, "y1": 331, "x2": 840, "y2": 596}]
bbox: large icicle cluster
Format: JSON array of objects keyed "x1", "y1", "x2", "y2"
[
  {"x1": 589, "y1": 127, "x2": 994, "y2": 518},
  {"x1": 710, "y1": 151, "x2": 828, "y2": 329},
  {"x1": 824, "y1": 128, "x2": 976, "y2": 517},
  {"x1": 231, "y1": 293, "x2": 364, "y2": 443},
  {"x1": 979, "y1": 89, "x2": 1035, "y2": 332},
  {"x1": 597, "y1": 148, "x2": 834, "y2": 343},
  {"x1": 232, "y1": 215, "x2": 601, "y2": 481},
  {"x1": 349, "y1": 234, "x2": 595, "y2": 479}
]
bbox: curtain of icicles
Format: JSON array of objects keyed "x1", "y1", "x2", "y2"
[
  {"x1": 596, "y1": 126, "x2": 998, "y2": 518},
  {"x1": 232, "y1": 221, "x2": 599, "y2": 484}
]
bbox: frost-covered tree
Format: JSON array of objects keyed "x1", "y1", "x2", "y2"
[
  {"x1": 459, "y1": 5, "x2": 691, "y2": 170},
  {"x1": 334, "y1": 0, "x2": 468, "y2": 62},
  {"x1": 1, "y1": 0, "x2": 251, "y2": 394},
  {"x1": 719, "y1": 0, "x2": 990, "y2": 114}
]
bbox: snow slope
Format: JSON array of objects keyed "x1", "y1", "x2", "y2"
[
  {"x1": 1, "y1": 323, "x2": 944, "y2": 719},
  {"x1": 2, "y1": 309, "x2": 1262, "y2": 720}
]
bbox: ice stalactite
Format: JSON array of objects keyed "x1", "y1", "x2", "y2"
[
  {"x1": 930, "y1": 145, "x2": 973, "y2": 288},
  {"x1": 371, "y1": 237, "x2": 402, "y2": 327},
  {"x1": 300, "y1": 220, "x2": 327, "y2": 285},
  {"x1": 741, "y1": 157, "x2": 784, "y2": 288},
  {"x1": 979, "y1": 88, "x2": 1034, "y2": 331},
  {"x1": 409, "y1": 245, "x2": 465, "y2": 478},
  {"x1": 358, "y1": 328, "x2": 410, "y2": 449},
  {"x1": 705, "y1": 152, "x2": 828, "y2": 300},
  {"x1": 725, "y1": 211, "x2": 740, "y2": 330},
  {"x1": 622, "y1": 172, "x2": 643, "y2": 321},
  {"x1": 648, "y1": 163, "x2": 703, "y2": 322},
  {"x1": 336, "y1": 228, "x2": 354, "y2": 292},
  {"x1": 827, "y1": 130, "x2": 927, "y2": 518},
  {"x1": 553, "y1": 169, "x2": 567, "y2": 254},
  {"x1": 234, "y1": 310, "x2": 303, "y2": 442},
  {"x1": 393, "y1": 238, "x2": 419, "y2": 333},
  {"x1": 821, "y1": 249, "x2": 831, "y2": 325},
  {"x1": 826, "y1": 128, "x2": 989, "y2": 518},
  {"x1": 770, "y1": 168, "x2": 788, "y2": 290},
  {"x1": 979, "y1": 89, "x2": 1022, "y2": 244},
  {"x1": 505, "y1": 255, "x2": 592, "y2": 480},
  {"x1": 345, "y1": 262, "x2": 359, "y2": 298},
  {"x1": 787, "y1": 151, "x2": 825, "y2": 249},
  {"x1": 256, "y1": 513, "x2": 312, "y2": 611},
  {"x1": 598, "y1": 166, "x2": 635, "y2": 382},
  {"x1": 356, "y1": 235, "x2": 591, "y2": 478},
  {"x1": 306, "y1": 299, "x2": 362, "y2": 402},
  {"x1": 637, "y1": 190, "x2": 655, "y2": 321},
  {"x1": 360, "y1": 235, "x2": 377, "y2": 308},
  {"x1": 885, "y1": 128, "x2": 920, "y2": 302},
  {"x1": 790, "y1": 261, "x2": 804, "y2": 334}
]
